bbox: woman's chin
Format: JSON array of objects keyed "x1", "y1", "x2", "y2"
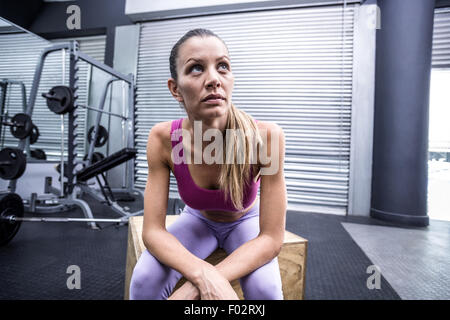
[{"x1": 203, "y1": 105, "x2": 228, "y2": 117}]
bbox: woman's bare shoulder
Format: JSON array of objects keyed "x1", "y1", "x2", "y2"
[
  {"x1": 146, "y1": 121, "x2": 174, "y2": 166},
  {"x1": 148, "y1": 121, "x2": 172, "y2": 142},
  {"x1": 255, "y1": 120, "x2": 283, "y2": 135}
]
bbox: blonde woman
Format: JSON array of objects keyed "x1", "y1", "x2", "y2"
[{"x1": 130, "y1": 29, "x2": 287, "y2": 300}]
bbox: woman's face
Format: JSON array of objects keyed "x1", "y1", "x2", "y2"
[{"x1": 169, "y1": 36, "x2": 234, "y2": 119}]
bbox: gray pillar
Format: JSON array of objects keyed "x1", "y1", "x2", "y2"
[{"x1": 371, "y1": 0, "x2": 435, "y2": 227}]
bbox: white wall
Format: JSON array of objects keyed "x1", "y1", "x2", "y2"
[{"x1": 125, "y1": 0, "x2": 274, "y2": 15}]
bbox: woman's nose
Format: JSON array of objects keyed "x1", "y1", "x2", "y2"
[
  {"x1": 206, "y1": 80, "x2": 220, "y2": 89},
  {"x1": 205, "y1": 69, "x2": 221, "y2": 89}
]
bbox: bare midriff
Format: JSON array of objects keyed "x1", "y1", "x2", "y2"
[{"x1": 199, "y1": 195, "x2": 258, "y2": 223}]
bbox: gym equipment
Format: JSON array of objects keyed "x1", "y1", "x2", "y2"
[
  {"x1": 78, "y1": 103, "x2": 127, "y2": 120},
  {"x1": 0, "y1": 80, "x2": 28, "y2": 146},
  {"x1": 41, "y1": 85, "x2": 74, "y2": 115},
  {"x1": 0, "y1": 192, "x2": 23, "y2": 246},
  {"x1": 29, "y1": 124, "x2": 39, "y2": 144},
  {"x1": 21, "y1": 41, "x2": 142, "y2": 229},
  {"x1": 0, "y1": 147, "x2": 26, "y2": 180},
  {"x1": 0, "y1": 80, "x2": 34, "y2": 192},
  {"x1": 55, "y1": 162, "x2": 69, "y2": 178},
  {"x1": 30, "y1": 149, "x2": 46, "y2": 160},
  {"x1": 0, "y1": 192, "x2": 127, "y2": 246},
  {"x1": 83, "y1": 152, "x2": 104, "y2": 164},
  {"x1": 87, "y1": 125, "x2": 108, "y2": 147},
  {"x1": 77, "y1": 148, "x2": 137, "y2": 208},
  {"x1": 77, "y1": 148, "x2": 136, "y2": 182},
  {"x1": 1, "y1": 113, "x2": 33, "y2": 140},
  {"x1": 42, "y1": 84, "x2": 127, "y2": 120}
]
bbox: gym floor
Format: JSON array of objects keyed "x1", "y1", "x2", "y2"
[{"x1": 1, "y1": 193, "x2": 448, "y2": 300}]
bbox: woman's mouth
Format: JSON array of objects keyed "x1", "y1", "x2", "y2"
[
  {"x1": 203, "y1": 99, "x2": 223, "y2": 105},
  {"x1": 202, "y1": 94, "x2": 225, "y2": 104}
]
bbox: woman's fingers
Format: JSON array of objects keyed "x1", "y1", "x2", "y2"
[{"x1": 168, "y1": 281, "x2": 200, "y2": 300}]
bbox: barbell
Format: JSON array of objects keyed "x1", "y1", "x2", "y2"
[
  {"x1": 0, "y1": 192, "x2": 128, "y2": 246},
  {"x1": 42, "y1": 86, "x2": 128, "y2": 120},
  {"x1": 1, "y1": 113, "x2": 34, "y2": 140}
]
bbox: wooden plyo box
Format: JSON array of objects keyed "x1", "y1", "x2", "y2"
[{"x1": 124, "y1": 215, "x2": 307, "y2": 300}]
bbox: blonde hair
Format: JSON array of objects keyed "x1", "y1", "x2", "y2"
[{"x1": 219, "y1": 103, "x2": 263, "y2": 211}]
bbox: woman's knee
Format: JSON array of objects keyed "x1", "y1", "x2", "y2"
[
  {"x1": 245, "y1": 277, "x2": 283, "y2": 300},
  {"x1": 241, "y1": 259, "x2": 284, "y2": 300},
  {"x1": 129, "y1": 250, "x2": 178, "y2": 300}
]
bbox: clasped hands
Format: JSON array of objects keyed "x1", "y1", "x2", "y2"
[{"x1": 168, "y1": 263, "x2": 239, "y2": 300}]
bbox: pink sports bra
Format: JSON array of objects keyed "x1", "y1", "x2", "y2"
[{"x1": 170, "y1": 118, "x2": 260, "y2": 212}]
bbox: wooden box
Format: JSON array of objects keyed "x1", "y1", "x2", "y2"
[{"x1": 124, "y1": 215, "x2": 307, "y2": 300}]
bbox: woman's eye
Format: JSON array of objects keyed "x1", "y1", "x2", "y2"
[
  {"x1": 218, "y1": 63, "x2": 229, "y2": 71},
  {"x1": 190, "y1": 64, "x2": 203, "y2": 73}
]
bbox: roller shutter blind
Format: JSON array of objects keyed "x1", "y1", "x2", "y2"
[
  {"x1": 0, "y1": 33, "x2": 106, "y2": 161},
  {"x1": 0, "y1": 32, "x2": 49, "y2": 150},
  {"x1": 135, "y1": 4, "x2": 356, "y2": 214},
  {"x1": 432, "y1": 8, "x2": 450, "y2": 68}
]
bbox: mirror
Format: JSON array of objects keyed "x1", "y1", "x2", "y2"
[
  {"x1": 0, "y1": 16, "x2": 57, "y2": 158},
  {"x1": 0, "y1": 15, "x2": 111, "y2": 164},
  {"x1": 0, "y1": 15, "x2": 129, "y2": 195}
]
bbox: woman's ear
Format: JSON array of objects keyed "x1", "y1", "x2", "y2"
[{"x1": 168, "y1": 78, "x2": 184, "y2": 103}]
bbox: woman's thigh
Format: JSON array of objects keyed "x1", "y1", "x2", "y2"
[
  {"x1": 130, "y1": 210, "x2": 219, "y2": 300},
  {"x1": 221, "y1": 216, "x2": 283, "y2": 300}
]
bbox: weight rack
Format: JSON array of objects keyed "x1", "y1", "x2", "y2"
[
  {"x1": 1, "y1": 79, "x2": 29, "y2": 157},
  {"x1": 22, "y1": 41, "x2": 143, "y2": 228},
  {"x1": 0, "y1": 79, "x2": 28, "y2": 147}
]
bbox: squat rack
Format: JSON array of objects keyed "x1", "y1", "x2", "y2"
[
  {"x1": 0, "y1": 79, "x2": 28, "y2": 150},
  {"x1": 21, "y1": 41, "x2": 143, "y2": 228}
]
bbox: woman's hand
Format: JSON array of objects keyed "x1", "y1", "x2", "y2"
[
  {"x1": 194, "y1": 264, "x2": 239, "y2": 300},
  {"x1": 168, "y1": 281, "x2": 200, "y2": 300}
]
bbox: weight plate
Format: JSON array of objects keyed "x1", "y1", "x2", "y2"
[
  {"x1": 0, "y1": 192, "x2": 23, "y2": 246},
  {"x1": 30, "y1": 124, "x2": 39, "y2": 144},
  {"x1": 84, "y1": 152, "x2": 105, "y2": 164},
  {"x1": 10, "y1": 113, "x2": 33, "y2": 140},
  {"x1": 0, "y1": 147, "x2": 26, "y2": 180},
  {"x1": 87, "y1": 125, "x2": 109, "y2": 147},
  {"x1": 30, "y1": 148, "x2": 47, "y2": 160},
  {"x1": 44, "y1": 86, "x2": 74, "y2": 115}
]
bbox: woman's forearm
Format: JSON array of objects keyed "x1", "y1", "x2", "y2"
[
  {"x1": 144, "y1": 230, "x2": 281, "y2": 289},
  {"x1": 213, "y1": 234, "x2": 281, "y2": 283},
  {"x1": 143, "y1": 229, "x2": 209, "y2": 284}
]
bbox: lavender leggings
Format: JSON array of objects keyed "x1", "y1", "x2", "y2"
[{"x1": 129, "y1": 200, "x2": 283, "y2": 300}]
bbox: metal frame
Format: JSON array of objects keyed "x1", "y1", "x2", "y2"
[
  {"x1": 23, "y1": 41, "x2": 142, "y2": 228},
  {"x1": 0, "y1": 79, "x2": 27, "y2": 146},
  {"x1": 85, "y1": 78, "x2": 125, "y2": 164},
  {"x1": 1, "y1": 79, "x2": 29, "y2": 193},
  {"x1": 347, "y1": 0, "x2": 377, "y2": 217}
]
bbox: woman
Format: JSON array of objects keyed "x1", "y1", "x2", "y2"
[{"x1": 130, "y1": 28, "x2": 287, "y2": 300}]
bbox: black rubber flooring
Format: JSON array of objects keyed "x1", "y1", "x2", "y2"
[
  {"x1": 0, "y1": 195, "x2": 401, "y2": 300},
  {"x1": 286, "y1": 212, "x2": 401, "y2": 300}
]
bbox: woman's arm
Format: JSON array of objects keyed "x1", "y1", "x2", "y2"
[
  {"x1": 141, "y1": 122, "x2": 208, "y2": 284},
  {"x1": 210, "y1": 122, "x2": 287, "y2": 282}
]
